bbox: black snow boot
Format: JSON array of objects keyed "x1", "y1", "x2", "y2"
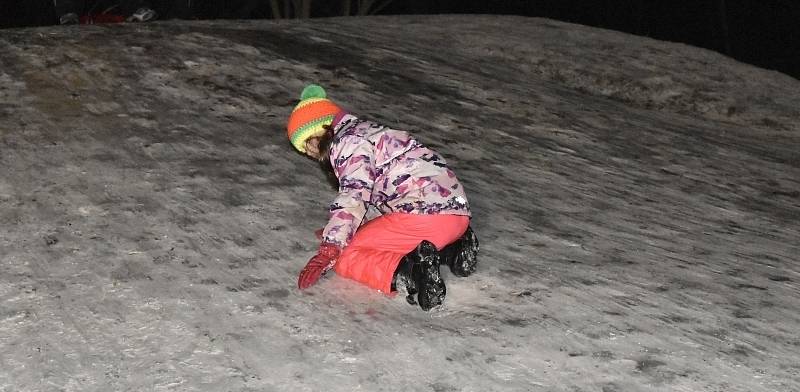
[
  {"x1": 440, "y1": 226, "x2": 479, "y2": 277},
  {"x1": 391, "y1": 240, "x2": 446, "y2": 311},
  {"x1": 391, "y1": 254, "x2": 418, "y2": 305}
]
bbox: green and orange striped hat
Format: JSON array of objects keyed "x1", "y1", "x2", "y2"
[{"x1": 286, "y1": 84, "x2": 342, "y2": 153}]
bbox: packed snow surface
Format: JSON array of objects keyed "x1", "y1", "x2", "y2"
[{"x1": 1, "y1": 15, "x2": 799, "y2": 392}]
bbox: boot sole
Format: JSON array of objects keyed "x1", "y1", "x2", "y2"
[
  {"x1": 449, "y1": 227, "x2": 480, "y2": 277},
  {"x1": 417, "y1": 242, "x2": 446, "y2": 311}
]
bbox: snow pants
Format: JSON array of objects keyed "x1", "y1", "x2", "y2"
[{"x1": 333, "y1": 213, "x2": 470, "y2": 294}]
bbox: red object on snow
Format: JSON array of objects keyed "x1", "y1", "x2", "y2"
[
  {"x1": 334, "y1": 213, "x2": 469, "y2": 294},
  {"x1": 298, "y1": 242, "x2": 341, "y2": 290},
  {"x1": 80, "y1": 14, "x2": 126, "y2": 24}
]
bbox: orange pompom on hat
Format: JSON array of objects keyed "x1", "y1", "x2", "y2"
[{"x1": 286, "y1": 84, "x2": 342, "y2": 153}]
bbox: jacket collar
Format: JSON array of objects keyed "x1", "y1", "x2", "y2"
[{"x1": 332, "y1": 112, "x2": 358, "y2": 134}]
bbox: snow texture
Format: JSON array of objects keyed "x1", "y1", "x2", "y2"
[{"x1": 1, "y1": 15, "x2": 799, "y2": 392}]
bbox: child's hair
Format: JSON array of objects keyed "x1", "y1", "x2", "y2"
[
  {"x1": 317, "y1": 124, "x2": 339, "y2": 190},
  {"x1": 315, "y1": 124, "x2": 335, "y2": 163}
]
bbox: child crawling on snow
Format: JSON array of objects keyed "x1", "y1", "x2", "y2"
[{"x1": 286, "y1": 85, "x2": 479, "y2": 311}]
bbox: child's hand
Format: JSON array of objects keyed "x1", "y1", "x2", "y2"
[
  {"x1": 314, "y1": 228, "x2": 324, "y2": 241},
  {"x1": 298, "y1": 242, "x2": 341, "y2": 290}
]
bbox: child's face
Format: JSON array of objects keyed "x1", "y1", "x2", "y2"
[{"x1": 304, "y1": 137, "x2": 321, "y2": 159}]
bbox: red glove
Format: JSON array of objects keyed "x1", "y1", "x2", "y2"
[{"x1": 298, "y1": 242, "x2": 341, "y2": 290}]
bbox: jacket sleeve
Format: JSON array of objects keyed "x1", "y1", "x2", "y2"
[{"x1": 321, "y1": 134, "x2": 375, "y2": 248}]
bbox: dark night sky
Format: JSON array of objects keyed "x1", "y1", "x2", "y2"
[
  {"x1": 380, "y1": 0, "x2": 799, "y2": 80},
  {"x1": 1, "y1": 0, "x2": 798, "y2": 80}
]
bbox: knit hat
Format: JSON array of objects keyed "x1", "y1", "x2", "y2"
[{"x1": 286, "y1": 84, "x2": 342, "y2": 153}]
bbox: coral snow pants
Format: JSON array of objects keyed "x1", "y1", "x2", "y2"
[{"x1": 333, "y1": 213, "x2": 470, "y2": 294}]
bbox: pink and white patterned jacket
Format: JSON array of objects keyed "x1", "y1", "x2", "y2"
[{"x1": 321, "y1": 114, "x2": 471, "y2": 247}]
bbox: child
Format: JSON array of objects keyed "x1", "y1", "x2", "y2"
[{"x1": 287, "y1": 85, "x2": 479, "y2": 310}]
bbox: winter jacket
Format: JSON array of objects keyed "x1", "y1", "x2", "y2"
[{"x1": 321, "y1": 114, "x2": 471, "y2": 248}]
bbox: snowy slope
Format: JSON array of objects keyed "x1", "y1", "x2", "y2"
[{"x1": 1, "y1": 15, "x2": 799, "y2": 392}]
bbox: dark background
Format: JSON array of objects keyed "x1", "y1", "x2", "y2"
[{"x1": 1, "y1": 0, "x2": 797, "y2": 80}]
